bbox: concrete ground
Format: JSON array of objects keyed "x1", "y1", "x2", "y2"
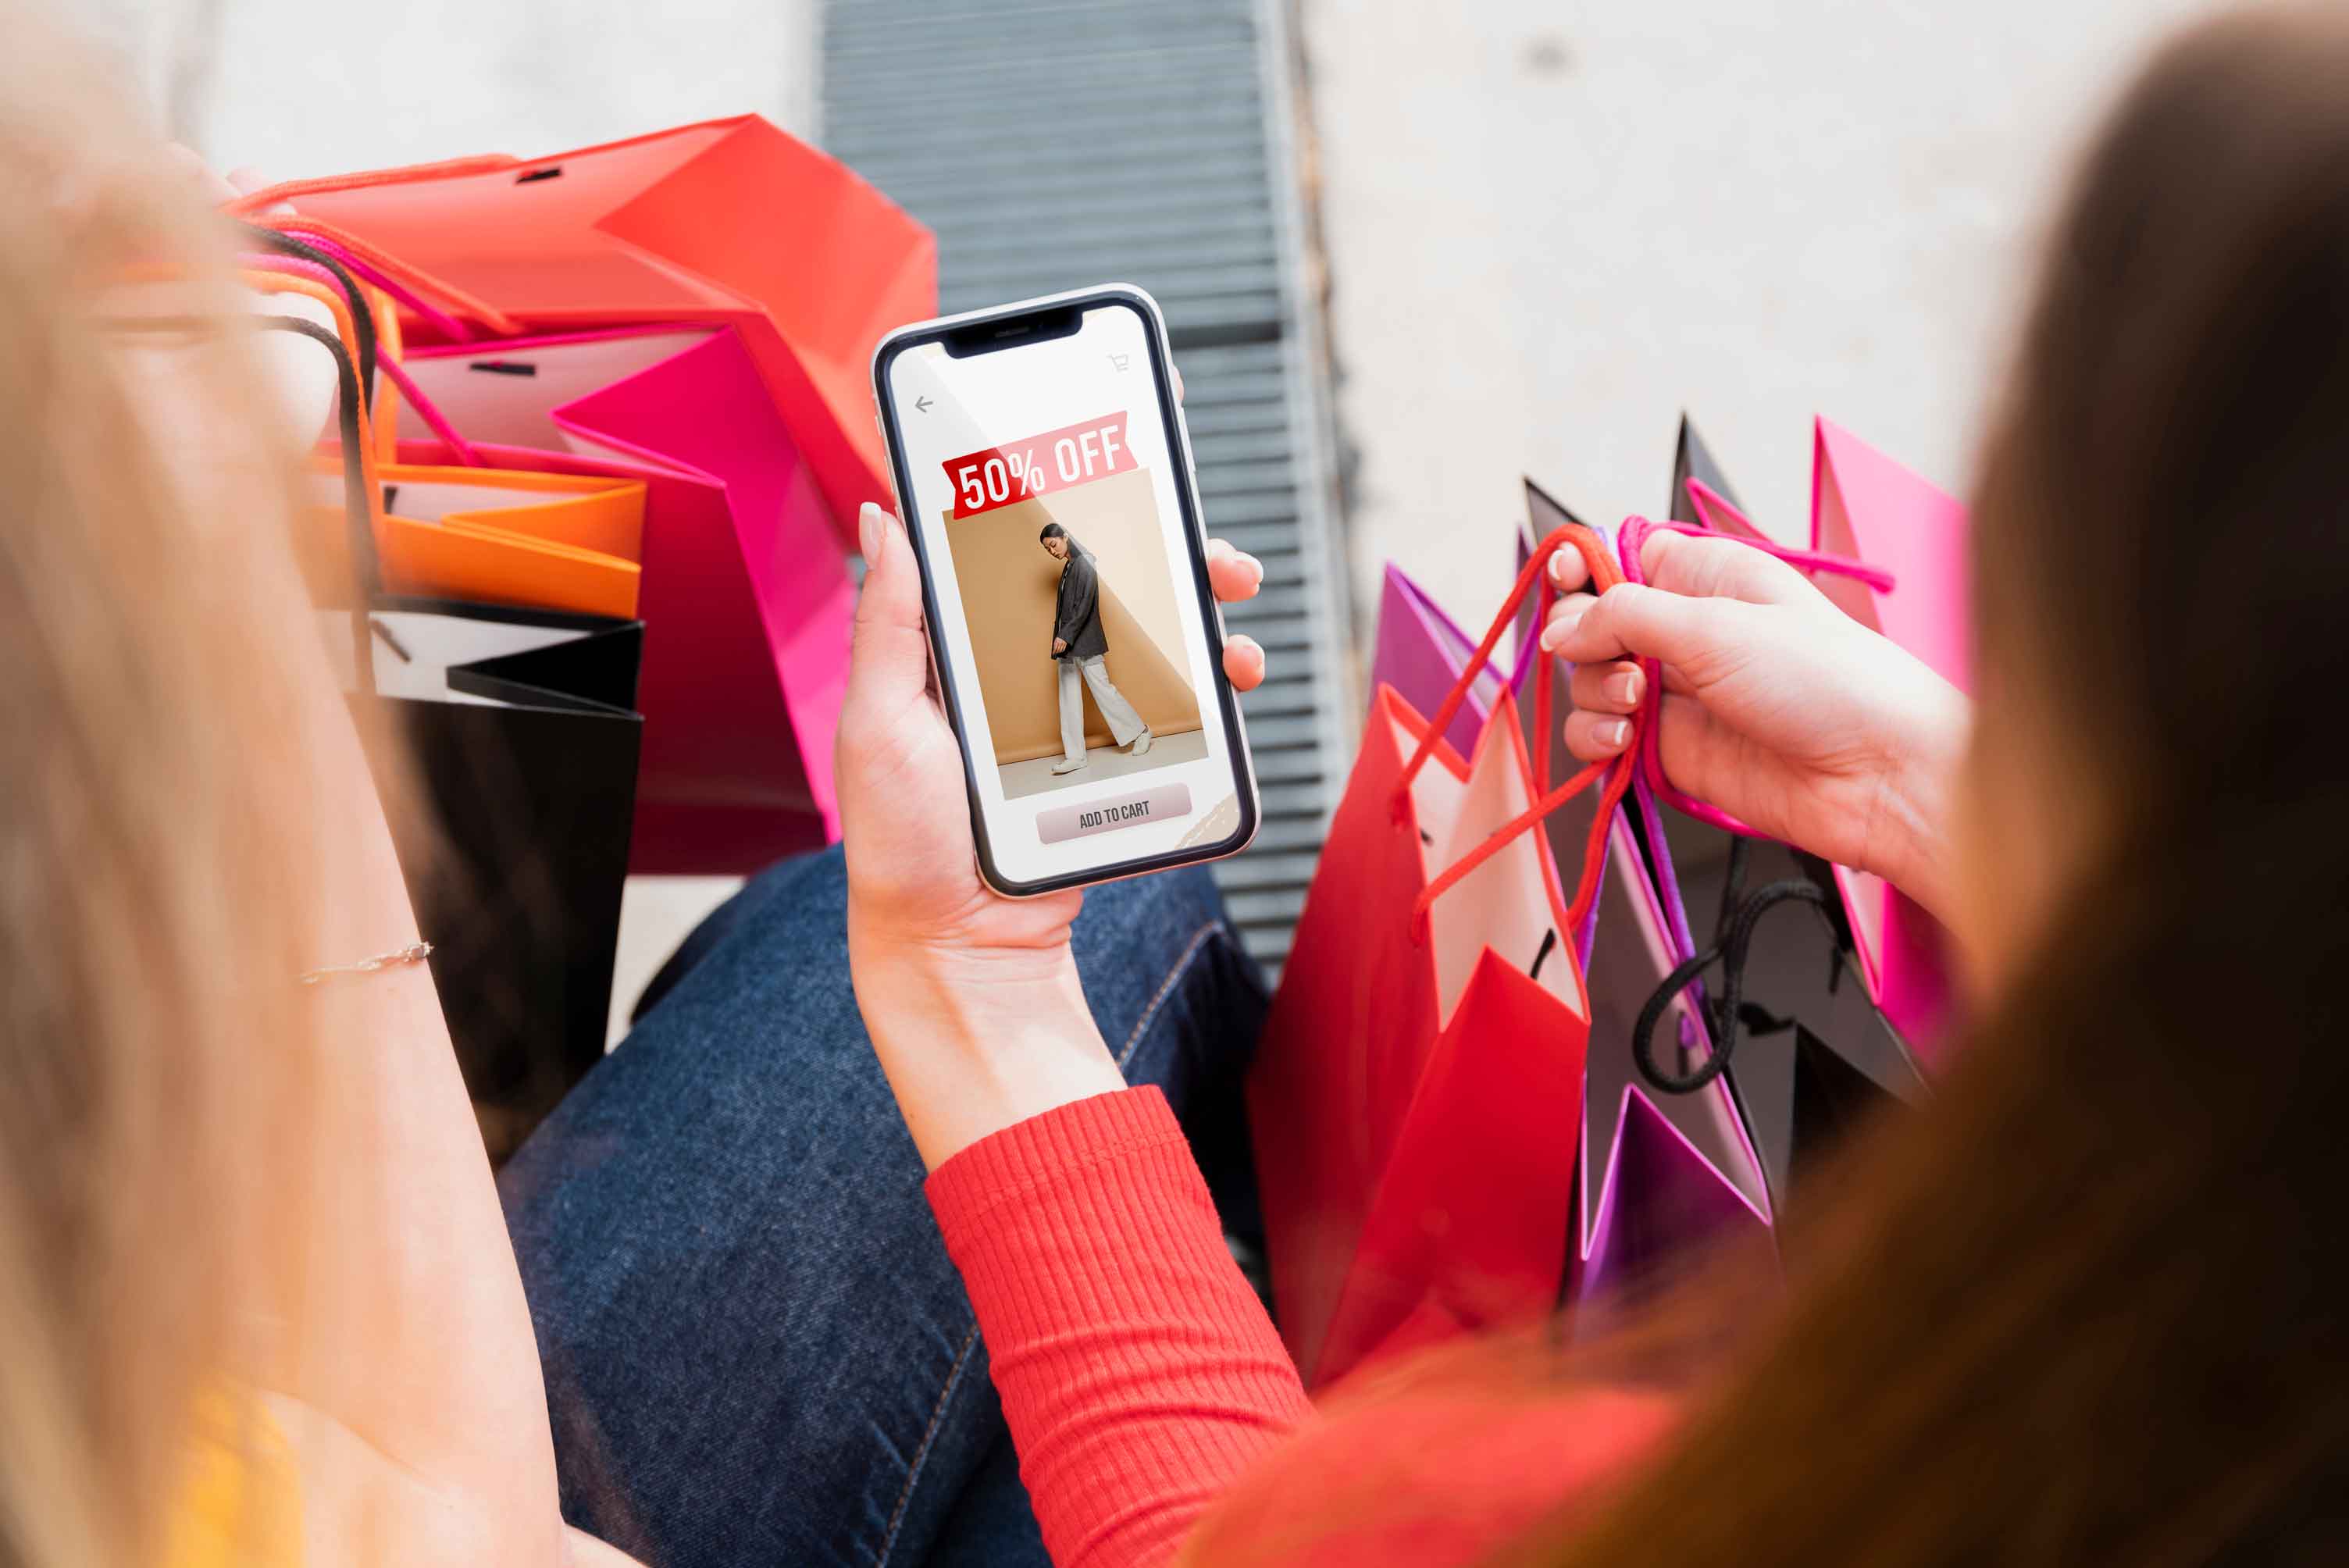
[{"x1": 1302, "y1": 0, "x2": 2226, "y2": 633}]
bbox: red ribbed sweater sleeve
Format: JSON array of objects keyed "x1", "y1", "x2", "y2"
[{"x1": 926, "y1": 1087, "x2": 1314, "y2": 1568}]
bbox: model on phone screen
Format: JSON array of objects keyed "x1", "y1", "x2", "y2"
[{"x1": 1042, "y1": 522, "x2": 1153, "y2": 774}]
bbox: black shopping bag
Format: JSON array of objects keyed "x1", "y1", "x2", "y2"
[
  {"x1": 1510, "y1": 429, "x2": 1926, "y2": 1211},
  {"x1": 262, "y1": 309, "x2": 643, "y2": 1154},
  {"x1": 1651, "y1": 416, "x2": 1924, "y2": 1200}
]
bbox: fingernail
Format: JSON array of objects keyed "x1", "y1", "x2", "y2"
[
  {"x1": 1597, "y1": 718, "x2": 1631, "y2": 750},
  {"x1": 858, "y1": 503, "x2": 885, "y2": 561},
  {"x1": 1605, "y1": 668, "x2": 1643, "y2": 706},
  {"x1": 1540, "y1": 611, "x2": 1584, "y2": 653},
  {"x1": 1244, "y1": 553, "x2": 1264, "y2": 585},
  {"x1": 1548, "y1": 552, "x2": 1570, "y2": 584}
]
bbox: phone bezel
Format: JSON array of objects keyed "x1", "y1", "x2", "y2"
[{"x1": 871, "y1": 283, "x2": 1261, "y2": 897}]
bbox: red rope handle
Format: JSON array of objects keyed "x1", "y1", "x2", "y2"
[
  {"x1": 1402, "y1": 523, "x2": 1634, "y2": 942},
  {"x1": 248, "y1": 216, "x2": 523, "y2": 336},
  {"x1": 219, "y1": 153, "x2": 522, "y2": 216}
]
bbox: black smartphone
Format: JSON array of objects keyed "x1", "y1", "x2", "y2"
[{"x1": 872, "y1": 285, "x2": 1260, "y2": 896}]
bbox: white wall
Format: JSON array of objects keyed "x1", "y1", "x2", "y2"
[
  {"x1": 1304, "y1": 0, "x2": 2227, "y2": 632},
  {"x1": 70, "y1": 0, "x2": 818, "y2": 169}
]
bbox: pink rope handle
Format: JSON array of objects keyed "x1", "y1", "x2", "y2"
[
  {"x1": 240, "y1": 255, "x2": 483, "y2": 466},
  {"x1": 372, "y1": 349, "x2": 483, "y2": 467},
  {"x1": 264, "y1": 230, "x2": 472, "y2": 343},
  {"x1": 258, "y1": 216, "x2": 523, "y2": 336},
  {"x1": 1677, "y1": 477, "x2": 1899, "y2": 593},
  {"x1": 1617, "y1": 512, "x2": 1897, "y2": 836}
]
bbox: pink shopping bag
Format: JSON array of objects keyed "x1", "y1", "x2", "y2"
[
  {"x1": 390, "y1": 323, "x2": 850, "y2": 871},
  {"x1": 1658, "y1": 422, "x2": 1968, "y2": 1056},
  {"x1": 1808, "y1": 418, "x2": 1970, "y2": 1053}
]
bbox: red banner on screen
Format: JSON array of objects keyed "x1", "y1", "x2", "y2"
[{"x1": 942, "y1": 412, "x2": 1137, "y2": 519}]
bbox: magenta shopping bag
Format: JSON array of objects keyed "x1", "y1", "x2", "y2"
[
  {"x1": 1807, "y1": 418, "x2": 1969, "y2": 1053},
  {"x1": 390, "y1": 323, "x2": 850, "y2": 872},
  {"x1": 1650, "y1": 421, "x2": 1967, "y2": 1057}
]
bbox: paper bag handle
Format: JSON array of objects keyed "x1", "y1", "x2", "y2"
[
  {"x1": 1399, "y1": 522, "x2": 1637, "y2": 943},
  {"x1": 1616, "y1": 514, "x2": 1896, "y2": 837},
  {"x1": 243, "y1": 269, "x2": 394, "y2": 611},
  {"x1": 239, "y1": 255, "x2": 483, "y2": 466},
  {"x1": 1632, "y1": 870, "x2": 1837, "y2": 1094},
  {"x1": 240, "y1": 214, "x2": 522, "y2": 337},
  {"x1": 237, "y1": 225, "x2": 377, "y2": 399},
  {"x1": 256, "y1": 226, "x2": 474, "y2": 344},
  {"x1": 256, "y1": 315, "x2": 379, "y2": 697}
]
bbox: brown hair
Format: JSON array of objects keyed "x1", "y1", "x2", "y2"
[
  {"x1": 1196, "y1": 6, "x2": 2349, "y2": 1563},
  {"x1": 1517, "y1": 5, "x2": 2349, "y2": 1562},
  {"x1": 0, "y1": 9, "x2": 333, "y2": 1561}
]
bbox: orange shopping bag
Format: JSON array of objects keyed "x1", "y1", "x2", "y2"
[{"x1": 365, "y1": 465, "x2": 643, "y2": 620}]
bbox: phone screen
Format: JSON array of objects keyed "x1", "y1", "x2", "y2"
[{"x1": 878, "y1": 292, "x2": 1255, "y2": 893}]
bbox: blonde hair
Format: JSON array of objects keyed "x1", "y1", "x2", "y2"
[{"x1": 0, "y1": 8, "x2": 335, "y2": 1560}]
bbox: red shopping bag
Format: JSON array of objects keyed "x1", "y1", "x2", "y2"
[
  {"x1": 1253, "y1": 526, "x2": 1634, "y2": 1391},
  {"x1": 226, "y1": 116, "x2": 935, "y2": 545}
]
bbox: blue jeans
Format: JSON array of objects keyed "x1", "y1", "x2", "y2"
[{"x1": 498, "y1": 847, "x2": 1267, "y2": 1566}]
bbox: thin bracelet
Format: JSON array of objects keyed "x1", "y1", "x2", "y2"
[{"x1": 300, "y1": 941, "x2": 433, "y2": 985}]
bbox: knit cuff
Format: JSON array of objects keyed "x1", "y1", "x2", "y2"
[{"x1": 926, "y1": 1085, "x2": 1189, "y2": 1242}]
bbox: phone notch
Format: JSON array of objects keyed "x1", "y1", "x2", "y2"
[{"x1": 942, "y1": 305, "x2": 1083, "y2": 358}]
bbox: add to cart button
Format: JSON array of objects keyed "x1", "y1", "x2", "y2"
[{"x1": 1036, "y1": 782, "x2": 1192, "y2": 845}]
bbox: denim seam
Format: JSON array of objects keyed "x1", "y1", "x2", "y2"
[
  {"x1": 877, "y1": 1319, "x2": 981, "y2": 1565},
  {"x1": 1114, "y1": 919, "x2": 1228, "y2": 1071}
]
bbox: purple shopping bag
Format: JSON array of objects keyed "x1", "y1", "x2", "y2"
[{"x1": 1371, "y1": 563, "x2": 1527, "y2": 761}]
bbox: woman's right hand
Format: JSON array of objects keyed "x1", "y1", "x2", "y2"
[{"x1": 1544, "y1": 528, "x2": 1970, "y2": 918}]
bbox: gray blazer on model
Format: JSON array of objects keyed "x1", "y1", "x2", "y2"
[{"x1": 1050, "y1": 542, "x2": 1110, "y2": 662}]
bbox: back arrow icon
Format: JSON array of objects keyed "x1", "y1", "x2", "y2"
[{"x1": 915, "y1": 395, "x2": 933, "y2": 412}]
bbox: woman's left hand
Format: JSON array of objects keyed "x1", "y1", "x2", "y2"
[{"x1": 839, "y1": 498, "x2": 1266, "y2": 1168}]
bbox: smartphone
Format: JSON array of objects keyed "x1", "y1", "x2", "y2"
[{"x1": 872, "y1": 284, "x2": 1260, "y2": 896}]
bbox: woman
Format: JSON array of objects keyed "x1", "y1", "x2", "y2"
[
  {"x1": 834, "y1": 3, "x2": 2349, "y2": 1564},
  {"x1": 0, "y1": 9, "x2": 1271, "y2": 1562},
  {"x1": 8, "y1": 9, "x2": 2344, "y2": 1568}
]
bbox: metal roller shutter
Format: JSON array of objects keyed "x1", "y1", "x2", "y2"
[{"x1": 823, "y1": 0, "x2": 1353, "y2": 972}]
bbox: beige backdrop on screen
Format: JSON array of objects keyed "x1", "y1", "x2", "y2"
[{"x1": 944, "y1": 466, "x2": 1205, "y2": 764}]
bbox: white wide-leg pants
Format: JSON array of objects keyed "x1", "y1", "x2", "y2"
[{"x1": 1058, "y1": 655, "x2": 1146, "y2": 763}]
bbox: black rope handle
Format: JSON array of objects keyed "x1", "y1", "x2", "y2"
[
  {"x1": 239, "y1": 223, "x2": 377, "y2": 406},
  {"x1": 1631, "y1": 876, "x2": 1841, "y2": 1094},
  {"x1": 255, "y1": 315, "x2": 378, "y2": 697}
]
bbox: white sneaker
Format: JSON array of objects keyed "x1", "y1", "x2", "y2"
[
  {"x1": 1050, "y1": 757, "x2": 1088, "y2": 775},
  {"x1": 1128, "y1": 729, "x2": 1153, "y2": 757}
]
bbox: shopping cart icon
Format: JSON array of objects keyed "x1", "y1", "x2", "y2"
[{"x1": 1107, "y1": 353, "x2": 1130, "y2": 372}]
